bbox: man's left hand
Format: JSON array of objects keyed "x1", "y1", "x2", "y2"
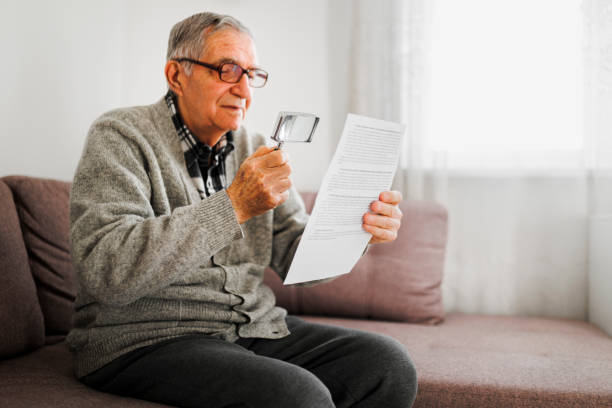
[{"x1": 363, "y1": 191, "x2": 403, "y2": 245}]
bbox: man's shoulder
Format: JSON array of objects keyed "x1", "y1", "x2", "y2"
[
  {"x1": 92, "y1": 97, "x2": 168, "y2": 132},
  {"x1": 73, "y1": 97, "x2": 176, "y2": 197},
  {"x1": 84, "y1": 97, "x2": 175, "y2": 155}
]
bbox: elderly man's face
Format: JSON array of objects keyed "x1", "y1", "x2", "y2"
[{"x1": 179, "y1": 29, "x2": 256, "y2": 145}]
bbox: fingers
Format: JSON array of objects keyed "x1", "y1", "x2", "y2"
[
  {"x1": 252, "y1": 145, "x2": 275, "y2": 158},
  {"x1": 370, "y1": 200, "x2": 403, "y2": 219},
  {"x1": 249, "y1": 146, "x2": 289, "y2": 167},
  {"x1": 379, "y1": 190, "x2": 402, "y2": 205},
  {"x1": 272, "y1": 162, "x2": 292, "y2": 178},
  {"x1": 363, "y1": 224, "x2": 397, "y2": 243},
  {"x1": 266, "y1": 173, "x2": 291, "y2": 191},
  {"x1": 246, "y1": 146, "x2": 292, "y2": 189},
  {"x1": 363, "y1": 212, "x2": 401, "y2": 230},
  {"x1": 261, "y1": 149, "x2": 289, "y2": 168},
  {"x1": 364, "y1": 192, "x2": 403, "y2": 244},
  {"x1": 227, "y1": 144, "x2": 292, "y2": 224}
]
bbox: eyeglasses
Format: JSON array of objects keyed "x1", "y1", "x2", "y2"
[{"x1": 173, "y1": 58, "x2": 268, "y2": 88}]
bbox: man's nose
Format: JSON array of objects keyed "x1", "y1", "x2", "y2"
[{"x1": 231, "y1": 73, "x2": 252, "y2": 100}]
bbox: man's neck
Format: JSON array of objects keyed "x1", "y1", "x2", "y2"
[
  {"x1": 197, "y1": 133, "x2": 224, "y2": 148},
  {"x1": 176, "y1": 95, "x2": 224, "y2": 147}
]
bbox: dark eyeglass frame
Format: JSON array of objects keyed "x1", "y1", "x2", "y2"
[{"x1": 173, "y1": 58, "x2": 268, "y2": 88}]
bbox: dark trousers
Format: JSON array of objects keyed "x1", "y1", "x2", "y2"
[{"x1": 81, "y1": 316, "x2": 418, "y2": 408}]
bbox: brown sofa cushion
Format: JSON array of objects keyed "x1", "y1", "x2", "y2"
[
  {"x1": 3, "y1": 176, "x2": 77, "y2": 342},
  {"x1": 304, "y1": 314, "x2": 612, "y2": 408},
  {"x1": 265, "y1": 193, "x2": 447, "y2": 323},
  {"x1": 0, "y1": 180, "x2": 44, "y2": 358},
  {"x1": 0, "y1": 342, "x2": 169, "y2": 407}
]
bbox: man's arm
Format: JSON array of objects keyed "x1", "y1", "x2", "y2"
[{"x1": 70, "y1": 119, "x2": 242, "y2": 306}]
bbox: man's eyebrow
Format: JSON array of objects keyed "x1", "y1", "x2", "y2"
[{"x1": 213, "y1": 57, "x2": 261, "y2": 69}]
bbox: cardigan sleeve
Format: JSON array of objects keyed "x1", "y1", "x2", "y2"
[{"x1": 70, "y1": 116, "x2": 243, "y2": 306}]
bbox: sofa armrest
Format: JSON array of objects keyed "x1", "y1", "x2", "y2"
[{"x1": 589, "y1": 214, "x2": 612, "y2": 337}]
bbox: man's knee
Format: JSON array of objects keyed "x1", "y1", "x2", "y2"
[
  {"x1": 351, "y1": 332, "x2": 419, "y2": 406},
  {"x1": 384, "y1": 337, "x2": 418, "y2": 405},
  {"x1": 262, "y1": 364, "x2": 334, "y2": 408}
]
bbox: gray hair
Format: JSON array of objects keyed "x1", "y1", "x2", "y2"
[{"x1": 166, "y1": 12, "x2": 252, "y2": 75}]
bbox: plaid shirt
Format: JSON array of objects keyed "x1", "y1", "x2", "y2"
[{"x1": 165, "y1": 91, "x2": 235, "y2": 199}]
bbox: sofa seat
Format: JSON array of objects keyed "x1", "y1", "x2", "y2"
[
  {"x1": 303, "y1": 313, "x2": 612, "y2": 407},
  {"x1": 0, "y1": 342, "x2": 166, "y2": 408},
  {"x1": 2, "y1": 314, "x2": 610, "y2": 408}
]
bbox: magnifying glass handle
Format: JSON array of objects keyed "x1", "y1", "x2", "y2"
[{"x1": 274, "y1": 141, "x2": 284, "y2": 150}]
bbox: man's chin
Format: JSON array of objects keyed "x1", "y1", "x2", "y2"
[
  {"x1": 215, "y1": 113, "x2": 245, "y2": 132},
  {"x1": 229, "y1": 121, "x2": 242, "y2": 131},
  {"x1": 226, "y1": 117, "x2": 244, "y2": 131}
]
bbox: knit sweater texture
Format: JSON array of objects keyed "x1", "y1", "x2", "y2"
[{"x1": 67, "y1": 97, "x2": 308, "y2": 378}]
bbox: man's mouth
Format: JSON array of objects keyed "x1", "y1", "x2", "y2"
[{"x1": 222, "y1": 105, "x2": 243, "y2": 112}]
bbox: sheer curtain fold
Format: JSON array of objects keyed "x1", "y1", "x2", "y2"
[
  {"x1": 350, "y1": 0, "x2": 437, "y2": 201},
  {"x1": 349, "y1": 0, "x2": 612, "y2": 323}
]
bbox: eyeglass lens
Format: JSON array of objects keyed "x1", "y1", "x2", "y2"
[{"x1": 220, "y1": 63, "x2": 267, "y2": 87}]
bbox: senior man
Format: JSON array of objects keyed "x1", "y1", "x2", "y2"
[{"x1": 68, "y1": 12, "x2": 417, "y2": 408}]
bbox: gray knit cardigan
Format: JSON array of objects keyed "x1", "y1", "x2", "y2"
[{"x1": 67, "y1": 97, "x2": 308, "y2": 378}]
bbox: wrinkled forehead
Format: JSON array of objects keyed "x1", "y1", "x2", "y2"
[{"x1": 200, "y1": 29, "x2": 258, "y2": 68}]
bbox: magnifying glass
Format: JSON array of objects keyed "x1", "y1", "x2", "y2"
[{"x1": 271, "y1": 112, "x2": 320, "y2": 150}]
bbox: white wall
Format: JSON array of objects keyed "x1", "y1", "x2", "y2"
[
  {"x1": 0, "y1": 0, "x2": 348, "y2": 191},
  {"x1": 1, "y1": 0, "x2": 125, "y2": 181}
]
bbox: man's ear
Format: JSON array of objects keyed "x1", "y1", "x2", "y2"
[{"x1": 165, "y1": 60, "x2": 186, "y2": 96}]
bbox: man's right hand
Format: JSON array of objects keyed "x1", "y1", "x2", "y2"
[{"x1": 226, "y1": 146, "x2": 292, "y2": 224}]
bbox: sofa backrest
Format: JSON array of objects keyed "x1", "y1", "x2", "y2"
[
  {"x1": 0, "y1": 176, "x2": 76, "y2": 356},
  {"x1": 264, "y1": 192, "x2": 448, "y2": 324},
  {"x1": 0, "y1": 179, "x2": 45, "y2": 358},
  {"x1": 0, "y1": 176, "x2": 448, "y2": 359}
]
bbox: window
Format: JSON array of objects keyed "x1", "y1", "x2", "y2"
[{"x1": 426, "y1": 0, "x2": 584, "y2": 169}]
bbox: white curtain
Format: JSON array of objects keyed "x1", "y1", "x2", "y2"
[
  {"x1": 350, "y1": 0, "x2": 612, "y2": 323},
  {"x1": 349, "y1": 0, "x2": 441, "y2": 201}
]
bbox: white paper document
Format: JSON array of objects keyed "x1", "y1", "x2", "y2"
[{"x1": 283, "y1": 113, "x2": 405, "y2": 284}]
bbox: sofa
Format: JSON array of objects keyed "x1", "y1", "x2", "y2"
[{"x1": 1, "y1": 175, "x2": 611, "y2": 408}]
